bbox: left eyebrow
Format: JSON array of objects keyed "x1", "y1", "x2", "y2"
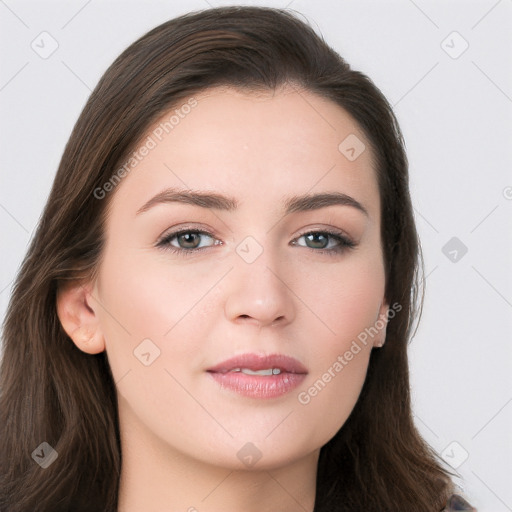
[
  {"x1": 283, "y1": 192, "x2": 368, "y2": 217},
  {"x1": 136, "y1": 188, "x2": 368, "y2": 217}
]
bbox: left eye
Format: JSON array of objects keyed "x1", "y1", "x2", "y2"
[{"x1": 293, "y1": 231, "x2": 351, "y2": 251}]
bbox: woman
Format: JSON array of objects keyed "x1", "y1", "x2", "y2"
[{"x1": 0, "y1": 6, "x2": 475, "y2": 511}]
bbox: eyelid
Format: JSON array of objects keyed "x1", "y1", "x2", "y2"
[
  {"x1": 156, "y1": 223, "x2": 218, "y2": 243},
  {"x1": 293, "y1": 226, "x2": 354, "y2": 243}
]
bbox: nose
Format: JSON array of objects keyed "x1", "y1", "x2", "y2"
[{"x1": 224, "y1": 250, "x2": 296, "y2": 328}]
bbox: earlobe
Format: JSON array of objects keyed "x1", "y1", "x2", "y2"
[
  {"x1": 56, "y1": 283, "x2": 105, "y2": 354},
  {"x1": 373, "y1": 301, "x2": 390, "y2": 348}
]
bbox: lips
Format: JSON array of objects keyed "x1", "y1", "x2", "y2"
[
  {"x1": 208, "y1": 353, "x2": 308, "y2": 374},
  {"x1": 207, "y1": 353, "x2": 308, "y2": 399}
]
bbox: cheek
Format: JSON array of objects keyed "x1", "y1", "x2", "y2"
[
  {"x1": 294, "y1": 293, "x2": 376, "y2": 448},
  {"x1": 296, "y1": 250, "x2": 385, "y2": 352},
  {"x1": 295, "y1": 348, "x2": 370, "y2": 449},
  {"x1": 93, "y1": 252, "x2": 216, "y2": 441},
  {"x1": 93, "y1": 250, "x2": 227, "y2": 388},
  {"x1": 95, "y1": 250, "x2": 223, "y2": 339},
  {"x1": 291, "y1": 252, "x2": 384, "y2": 440}
]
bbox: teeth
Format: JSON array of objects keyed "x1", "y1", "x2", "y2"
[
  {"x1": 229, "y1": 368, "x2": 282, "y2": 376},
  {"x1": 242, "y1": 368, "x2": 273, "y2": 376}
]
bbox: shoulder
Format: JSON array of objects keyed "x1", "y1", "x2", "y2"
[{"x1": 441, "y1": 493, "x2": 477, "y2": 511}]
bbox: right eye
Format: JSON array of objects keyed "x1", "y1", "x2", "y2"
[{"x1": 157, "y1": 229, "x2": 220, "y2": 254}]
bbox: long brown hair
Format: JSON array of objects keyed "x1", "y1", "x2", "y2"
[{"x1": 0, "y1": 6, "x2": 455, "y2": 511}]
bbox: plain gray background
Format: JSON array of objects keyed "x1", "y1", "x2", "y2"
[{"x1": 1, "y1": 1, "x2": 511, "y2": 510}]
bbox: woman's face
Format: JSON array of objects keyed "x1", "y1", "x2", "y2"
[{"x1": 90, "y1": 86, "x2": 388, "y2": 470}]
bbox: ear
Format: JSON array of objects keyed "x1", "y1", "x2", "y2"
[
  {"x1": 56, "y1": 282, "x2": 105, "y2": 354},
  {"x1": 373, "y1": 300, "x2": 390, "y2": 348}
]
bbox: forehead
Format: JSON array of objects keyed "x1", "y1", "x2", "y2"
[{"x1": 107, "y1": 85, "x2": 379, "y2": 219}]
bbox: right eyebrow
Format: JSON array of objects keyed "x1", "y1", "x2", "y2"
[{"x1": 137, "y1": 188, "x2": 239, "y2": 215}]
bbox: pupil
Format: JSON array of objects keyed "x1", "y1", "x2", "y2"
[
  {"x1": 179, "y1": 233, "x2": 200, "y2": 248},
  {"x1": 307, "y1": 233, "x2": 328, "y2": 249}
]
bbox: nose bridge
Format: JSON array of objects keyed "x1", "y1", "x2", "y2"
[{"x1": 224, "y1": 236, "x2": 295, "y2": 327}]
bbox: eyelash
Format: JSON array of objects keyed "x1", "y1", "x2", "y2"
[{"x1": 156, "y1": 227, "x2": 356, "y2": 257}]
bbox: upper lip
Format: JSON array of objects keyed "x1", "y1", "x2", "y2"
[{"x1": 207, "y1": 353, "x2": 308, "y2": 374}]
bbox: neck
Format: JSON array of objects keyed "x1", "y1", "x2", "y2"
[{"x1": 116, "y1": 402, "x2": 318, "y2": 512}]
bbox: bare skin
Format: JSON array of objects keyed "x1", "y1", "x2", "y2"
[{"x1": 57, "y1": 85, "x2": 388, "y2": 512}]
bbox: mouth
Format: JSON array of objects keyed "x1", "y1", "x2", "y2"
[{"x1": 206, "y1": 353, "x2": 308, "y2": 399}]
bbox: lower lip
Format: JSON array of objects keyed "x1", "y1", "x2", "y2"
[{"x1": 207, "y1": 371, "x2": 307, "y2": 399}]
